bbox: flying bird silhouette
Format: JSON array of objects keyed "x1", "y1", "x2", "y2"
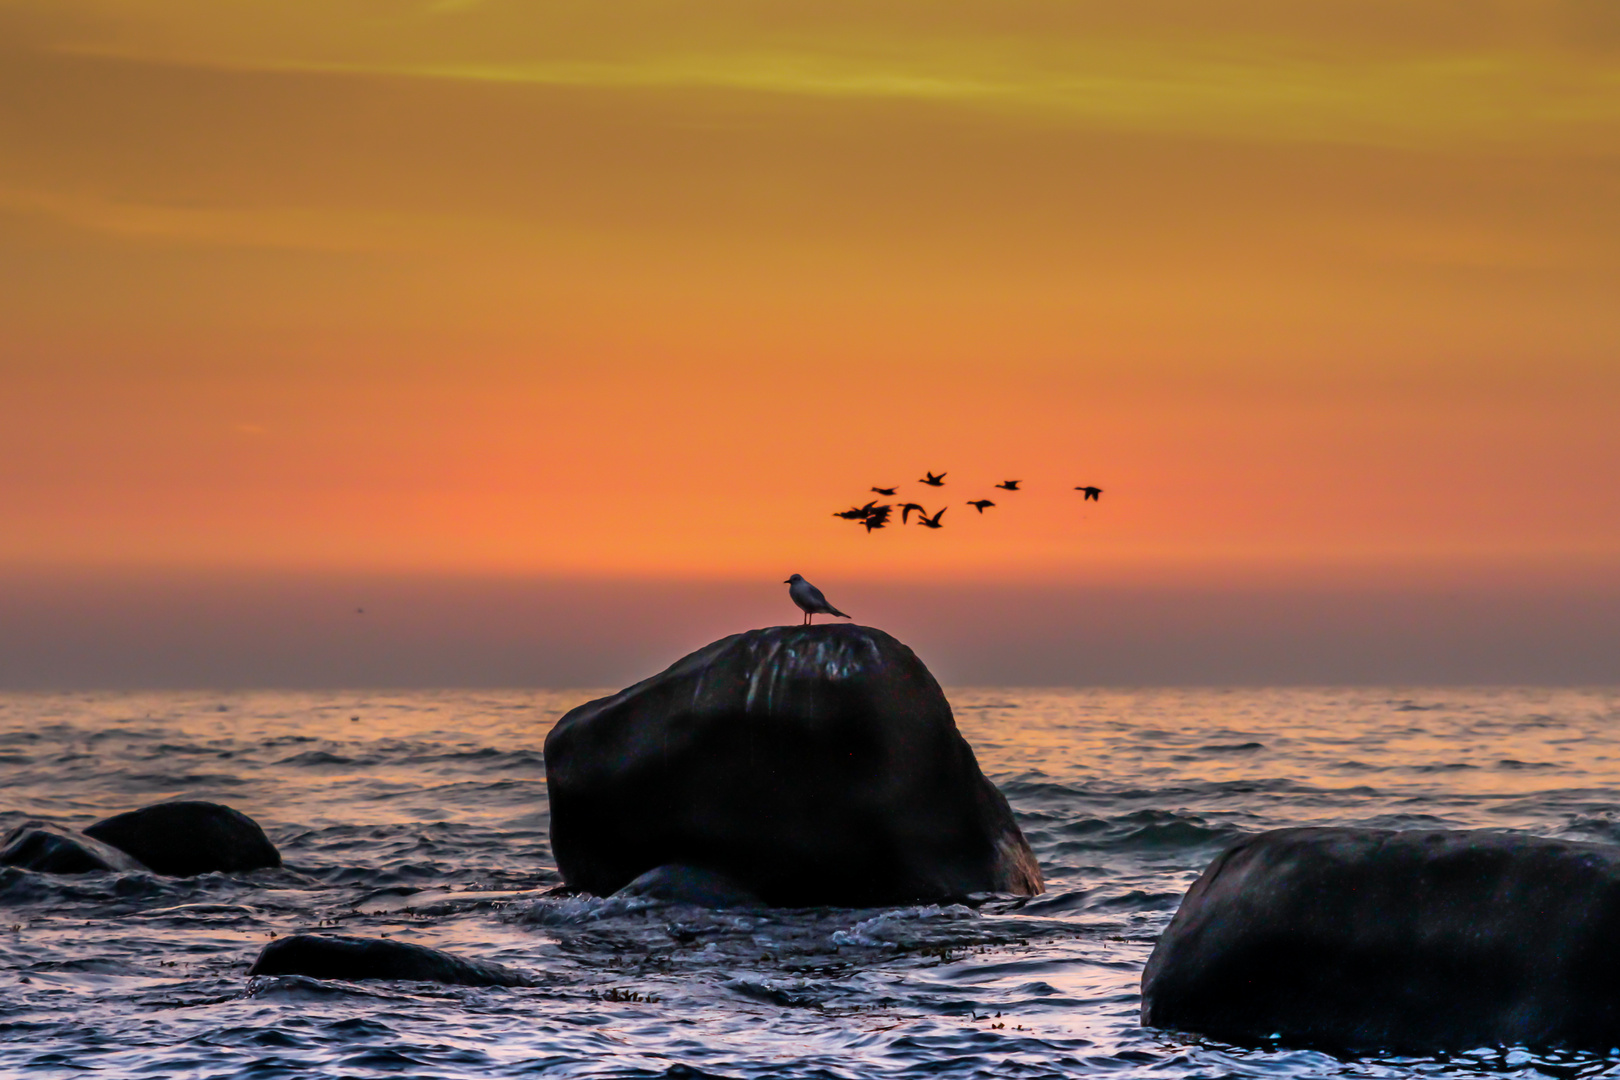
[
  {"x1": 861, "y1": 505, "x2": 893, "y2": 531},
  {"x1": 918, "y1": 507, "x2": 947, "y2": 529},
  {"x1": 785, "y1": 574, "x2": 850, "y2": 625},
  {"x1": 898, "y1": 502, "x2": 926, "y2": 524},
  {"x1": 1075, "y1": 486, "x2": 1103, "y2": 501},
  {"x1": 870, "y1": 486, "x2": 897, "y2": 496},
  {"x1": 919, "y1": 471, "x2": 946, "y2": 487},
  {"x1": 834, "y1": 500, "x2": 881, "y2": 521},
  {"x1": 994, "y1": 480, "x2": 1021, "y2": 491},
  {"x1": 967, "y1": 499, "x2": 995, "y2": 513}
]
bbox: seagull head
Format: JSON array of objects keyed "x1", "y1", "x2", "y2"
[{"x1": 784, "y1": 574, "x2": 804, "y2": 584}]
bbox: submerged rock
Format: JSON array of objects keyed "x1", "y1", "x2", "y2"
[
  {"x1": 85, "y1": 801, "x2": 280, "y2": 877},
  {"x1": 544, "y1": 623, "x2": 1042, "y2": 907},
  {"x1": 613, "y1": 864, "x2": 762, "y2": 908},
  {"x1": 1142, "y1": 827, "x2": 1620, "y2": 1052},
  {"x1": 0, "y1": 820, "x2": 148, "y2": 874},
  {"x1": 249, "y1": 934, "x2": 538, "y2": 987}
]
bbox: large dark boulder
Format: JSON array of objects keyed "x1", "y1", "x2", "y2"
[
  {"x1": 84, "y1": 801, "x2": 281, "y2": 877},
  {"x1": 544, "y1": 624, "x2": 1042, "y2": 907},
  {"x1": 249, "y1": 934, "x2": 537, "y2": 987},
  {"x1": 0, "y1": 820, "x2": 148, "y2": 874},
  {"x1": 1142, "y1": 827, "x2": 1620, "y2": 1052}
]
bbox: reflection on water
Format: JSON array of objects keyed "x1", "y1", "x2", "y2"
[{"x1": 1, "y1": 687, "x2": 1619, "y2": 1077}]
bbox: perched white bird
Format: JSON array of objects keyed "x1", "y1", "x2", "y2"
[{"x1": 784, "y1": 574, "x2": 850, "y2": 625}]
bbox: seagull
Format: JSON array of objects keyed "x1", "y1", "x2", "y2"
[
  {"x1": 1075, "y1": 486, "x2": 1103, "y2": 501},
  {"x1": 994, "y1": 480, "x2": 1021, "y2": 491},
  {"x1": 967, "y1": 499, "x2": 995, "y2": 513},
  {"x1": 870, "y1": 486, "x2": 897, "y2": 496},
  {"x1": 919, "y1": 471, "x2": 946, "y2": 487},
  {"x1": 918, "y1": 507, "x2": 947, "y2": 529},
  {"x1": 785, "y1": 574, "x2": 851, "y2": 625},
  {"x1": 898, "y1": 502, "x2": 926, "y2": 524}
]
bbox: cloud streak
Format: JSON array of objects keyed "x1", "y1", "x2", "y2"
[{"x1": 48, "y1": 40, "x2": 1620, "y2": 152}]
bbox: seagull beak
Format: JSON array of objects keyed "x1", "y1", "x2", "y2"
[{"x1": 783, "y1": 579, "x2": 791, "y2": 583}]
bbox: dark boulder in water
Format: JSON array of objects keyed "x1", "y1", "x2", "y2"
[
  {"x1": 1142, "y1": 827, "x2": 1620, "y2": 1052},
  {"x1": 0, "y1": 820, "x2": 148, "y2": 874},
  {"x1": 544, "y1": 623, "x2": 1042, "y2": 907},
  {"x1": 84, "y1": 801, "x2": 280, "y2": 877},
  {"x1": 613, "y1": 864, "x2": 762, "y2": 908},
  {"x1": 250, "y1": 934, "x2": 538, "y2": 986}
]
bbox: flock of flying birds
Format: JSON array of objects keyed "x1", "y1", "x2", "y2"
[{"x1": 833, "y1": 471, "x2": 1104, "y2": 533}]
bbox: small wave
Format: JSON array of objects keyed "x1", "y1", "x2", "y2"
[
  {"x1": 118, "y1": 770, "x2": 248, "y2": 787},
  {"x1": 245, "y1": 974, "x2": 421, "y2": 1002},
  {"x1": 829, "y1": 904, "x2": 978, "y2": 947},
  {"x1": 1052, "y1": 810, "x2": 1243, "y2": 854},
  {"x1": 1083, "y1": 889, "x2": 1185, "y2": 913},
  {"x1": 126, "y1": 902, "x2": 260, "y2": 921},
  {"x1": 22, "y1": 957, "x2": 143, "y2": 976},
  {"x1": 276, "y1": 751, "x2": 360, "y2": 767},
  {"x1": 0, "y1": 866, "x2": 176, "y2": 904},
  {"x1": 506, "y1": 893, "x2": 667, "y2": 926},
  {"x1": 1016, "y1": 889, "x2": 1091, "y2": 915},
  {"x1": 722, "y1": 976, "x2": 823, "y2": 1008},
  {"x1": 147, "y1": 743, "x2": 216, "y2": 757},
  {"x1": 1560, "y1": 814, "x2": 1620, "y2": 844},
  {"x1": 1199, "y1": 742, "x2": 1265, "y2": 753}
]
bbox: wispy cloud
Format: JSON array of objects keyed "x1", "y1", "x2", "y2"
[{"x1": 49, "y1": 38, "x2": 1620, "y2": 152}]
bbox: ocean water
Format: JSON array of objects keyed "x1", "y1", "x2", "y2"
[{"x1": 3, "y1": 686, "x2": 1620, "y2": 1079}]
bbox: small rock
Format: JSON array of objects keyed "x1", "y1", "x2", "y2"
[
  {"x1": 249, "y1": 934, "x2": 538, "y2": 987},
  {"x1": 0, "y1": 821, "x2": 147, "y2": 874},
  {"x1": 85, "y1": 801, "x2": 280, "y2": 877}
]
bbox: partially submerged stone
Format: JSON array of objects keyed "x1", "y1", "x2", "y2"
[
  {"x1": 0, "y1": 820, "x2": 148, "y2": 874},
  {"x1": 1143, "y1": 827, "x2": 1620, "y2": 1052},
  {"x1": 249, "y1": 934, "x2": 538, "y2": 987},
  {"x1": 85, "y1": 801, "x2": 281, "y2": 877},
  {"x1": 545, "y1": 624, "x2": 1042, "y2": 907}
]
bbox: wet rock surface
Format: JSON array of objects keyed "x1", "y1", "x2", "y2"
[
  {"x1": 1143, "y1": 826, "x2": 1620, "y2": 1052},
  {"x1": 612, "y1": 863, "x2": 762, "y2": 908},
  {"x1": 545, "y1": 624, "x2": 1043, "y2": 906},
  {"x1": 249, "y1": 934, "x2": 539, "y2": 987},
  {"x1": 0, "y1": 820, "x2": 148, "y2": 874},
  {"x1": 85, "y1": 800, "x2": 281, "y2": 877}
]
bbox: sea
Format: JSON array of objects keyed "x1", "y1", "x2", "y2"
[{"x1": 3, "y1": 686, "x2": 1620, "y2": 1079}]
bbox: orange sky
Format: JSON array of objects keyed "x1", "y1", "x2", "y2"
[{"x1": 3, "y1": 1, "x2": 1618, "y2": 587}]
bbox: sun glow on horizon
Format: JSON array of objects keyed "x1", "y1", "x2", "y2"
[{"x1": 1, "y1": 0, "x2": 1617, "y2": 588}]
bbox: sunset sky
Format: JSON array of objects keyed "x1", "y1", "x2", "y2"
[{"x1": 2, "y1": 1, "x2": 1617, "y2": 684}]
